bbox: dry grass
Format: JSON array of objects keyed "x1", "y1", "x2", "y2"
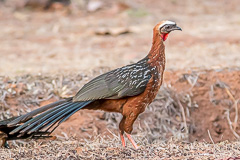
[
  {"x1": 0, "y1": 73, "x2": 86, "y2": 118},
  {"x1": 0, "y1": 137, "x2": 239, "y2": 159}
]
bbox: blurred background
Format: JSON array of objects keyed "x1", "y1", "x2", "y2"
[{"x1": 0, "y1": 0, "x2": 240, "y2": 75}]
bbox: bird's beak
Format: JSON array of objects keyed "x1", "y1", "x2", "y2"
[{"x1": 171, "y1": 25, "x2": 182, "y2": 31}]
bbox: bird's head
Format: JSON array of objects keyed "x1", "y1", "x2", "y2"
[{"x1": 154, "y1": 20, "x2": 182, "y2": 41}]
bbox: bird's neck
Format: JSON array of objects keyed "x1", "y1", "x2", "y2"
[{"x1": 147, "y1": 31, "x2": 165, "y2": 70}]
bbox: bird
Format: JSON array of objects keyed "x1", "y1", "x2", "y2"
[{"x1": 0, "y1": 20, "x2": 181, "y2": 149}]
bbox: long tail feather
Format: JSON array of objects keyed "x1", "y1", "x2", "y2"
[
  {"x1": 45, "y1": 102, "x2": 91, "y2": 133},
  {"x1": 8, "y1": 98, "x2": 71, "y2": 126},
  {"x1": 9, "y1": 102, "x2": 72, "y2": 135},
  {"x1": 27, "y1": 103, "x2": 82, "y2": 134},
  {"x1": 0, "y1": 99, "x2": 93, "y2": 142}
]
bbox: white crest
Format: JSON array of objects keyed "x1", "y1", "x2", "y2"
[{"x1": 158, "y1": 20, "x2": 176, "y2": 29}]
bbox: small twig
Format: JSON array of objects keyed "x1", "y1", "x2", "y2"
[
  {"x1": 207, "y1": 129, "x2": 215, "y2": 145},
  {"x1": 209, "y1": 85, "x2": 215, "y2": 103},
  {"x1": 234, "y1": 99, "x2": 239, "y2": 128},
  {"x1": 106, "y1": 128, "x2": 119, "y2": 139},
  {"x1": 207, "y1": 129, "x2": 216, "y2": 156},
  {"x1": 225, "y1": 87, "x2": 239, "y2": 131},
  {"x1": 61, "y1": 131, "x2": 69, "y2": 140},
  {"x1": 225, "y1": 87, "x2": 235, "y2": 102},
  {"x1": 225, "y1": 109, "x2": 240, "y2": 139},
  {"x1": 177, "y1": 98, "x2": 188, "y2": 135},
  {"x1": 185, "y1": 73, "x2": 199, "y2": 90}
]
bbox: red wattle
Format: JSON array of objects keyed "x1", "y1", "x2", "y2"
[{"x1": 161, "y1": 33, "x2": 169, "y2": 41}]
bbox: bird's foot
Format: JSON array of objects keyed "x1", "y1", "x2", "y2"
[
  {"x1": 125, "y1": 133, "x2": 138, "y2": 149},
  {"x1": 119, "y1": 132, "x2": 138, "y2": 149}
]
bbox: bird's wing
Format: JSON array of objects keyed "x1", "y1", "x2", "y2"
[{"x1": 73, "y1": 57, "x2": 152, "y2": 101}]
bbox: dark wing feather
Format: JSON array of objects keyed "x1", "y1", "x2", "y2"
[{"x1": 73, "y1": 57, "x2": 152, "y2": 102}]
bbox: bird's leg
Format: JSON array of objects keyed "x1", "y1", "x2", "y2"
[
  {"x1": 125, "y1": 133, "x2": 138, "y2": 149},
  {"x1": 122, "y1": 114, "x2": 139, "y2": 149},
  {"x1": 120, "y1": 131, "x2": 126, "y2": 147},
  {"x1": 119, "y1": 116, "x2": 126, "y2": 148},
  {"x1": 119, "y1": 115, "x2": 139, "y2": 149}
]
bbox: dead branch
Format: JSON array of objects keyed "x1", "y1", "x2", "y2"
[{"x1": 225, "y1": 109, "x2": 240, "y2": 139}]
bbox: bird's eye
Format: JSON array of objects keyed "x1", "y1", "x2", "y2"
[{"x1": 165, "y1": 25, "x2": 170, "y2": 29}]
